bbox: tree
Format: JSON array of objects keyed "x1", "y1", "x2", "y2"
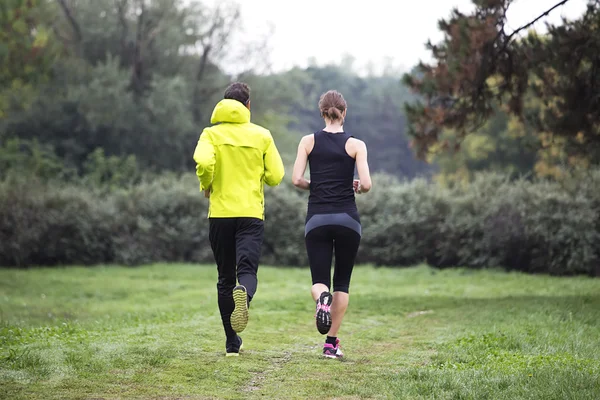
[
  {"x1": 431, "y1": 104, "x2": 539, "y2": 184},
  {"x1": 403, "y1": 0, "x2": 600, "y2": 166},
  {"x1": 1, "y1": 0, "x2": 433, "y2": 180},
  {"x1": 0, "y1": 0, "x2": 60, "y2": 119},
  {"x1": 2, "y1": 0, "x2": 270, "y2": 174}
]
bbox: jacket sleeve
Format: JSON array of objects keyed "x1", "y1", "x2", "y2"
[
  {"x1": 193, "y1": 130, "x2": 216, "y2": 190},
  {"x1": 263, "y1": 135, "x2": 285, "y2": 187}
]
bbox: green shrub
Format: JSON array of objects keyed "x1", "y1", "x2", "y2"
[
  {"x1": 82, "y1": 148, "x2": 143, "y2": 190},
  {"x1": 110, "y1": 174, "x2": 211, "y2": 266},
  {"x1": 263, "y1": 182, "x2": 307, "y2": 266},
  {"x1": 0, "y1": 171, "x2": 598, "y2": 276},
  {"x1": 356, "y1": 174, "x2": 451, "y2": 266},
  {"x1": 0, "y1": 138, "x2": 76, "y2": 181},
  {"x1": 0, "y1": 178, "x2": 114, "y2": 266},
  {"x1": 433, "y1": 174, "x2": 600, "y2": 275}
]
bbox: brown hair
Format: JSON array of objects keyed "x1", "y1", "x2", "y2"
[
  {"x1": 318, "y1": 90, "x2": 347, "y2": 121},
  {"x1": 224, "y1": 82, "x2": 250, "y2": 105}
]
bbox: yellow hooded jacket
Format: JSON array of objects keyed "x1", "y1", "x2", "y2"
[{"x1": 193, "y1": 99, "x2": 285, "y2": 220}]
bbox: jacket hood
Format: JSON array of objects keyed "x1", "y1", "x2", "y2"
[{"x1": 210, "y1": 99, "x2": 251, "y2": 124}]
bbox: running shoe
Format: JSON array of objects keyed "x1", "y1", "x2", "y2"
[
  {"x1": 322, "y1": 338, "x2": 343, "y2": 359},
  {"x1": 315, "y1": 291, "x2": 333, "y2": 334},
  {"x1": 226, "y1": 335, "x2": 243, "y2": 357},
  {"x1": 231, "y1": 285, "x2": 249, "y2": 333}
]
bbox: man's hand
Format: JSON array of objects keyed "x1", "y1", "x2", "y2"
[{"x1": 204, "y1": 185, "x2": 211, "y2": 198}]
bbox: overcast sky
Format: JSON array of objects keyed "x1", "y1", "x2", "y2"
[{"x1": 201, "y1": 0, "x2": 589, "y2": 75}]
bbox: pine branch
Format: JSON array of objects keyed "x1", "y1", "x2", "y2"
[{"x1": 506, "y1": 0, "x2": 572, "y2": 41}]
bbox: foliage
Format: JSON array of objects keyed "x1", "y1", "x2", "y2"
[
  {"x1": 1, "y1": 0, "x2": 252, "y2": 174},
  {"x1": 1, "y1": 171, "x2": 599, "y2": 276},
  {"x1": 81, "y1": 148, "x2": 142, "y2": 190},
  {"x1": 4, "y1": 0, "x2": 600, "y2": 187},
  {"x1": 403, "y1": 0, "x2": 600, "y2": 167},
  {"x1": 0, "y1": 137, "x2": 144, "y2": 189},
  {"x1": 3, "y1": 51, "x2": 202, "y2": 173},
  {"x1": 0, "y1": 0, "x2": 60, "y2": 118},
  {"x1": 1, "y1": 0, "x2": 598, "y2": 278},
  {"x1": 0, "y1": 138, "x2": 74, "y2": 181},
  {"x1": 262, "y1": 182, "x2": 308, "y2": 266},
  {"x1": 0, "y1": 0, "x2": 434, "y2": 181},
  {"x1": 0, "y1": 178, "x2": 114, "y2": 267},
  {"x1": 109, "y1": 174, "x2": 211, "y2": 266},
  {"x1": 430, "y1": 104, "x2": 539, "y2": 183}
]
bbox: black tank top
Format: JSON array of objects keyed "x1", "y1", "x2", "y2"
[{"x1": 307, "y1": 130, "x2": 358, "y2": 218}]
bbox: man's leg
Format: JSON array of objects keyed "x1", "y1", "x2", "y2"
[
  {"x1": 229, "y1": 218, "x2": 264, "y2": 333},
  {"x1": 235, "y1": 218, "x2": 264, "y2": 303},
  {"x1": 209, "y1": 218, "x2": 238, "y2": 342}
]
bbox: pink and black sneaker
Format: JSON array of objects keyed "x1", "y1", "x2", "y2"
[
  {"x1": 323, "y1": 339, "x2": 343, "y2": 359},
  {"x1": 315, "y1": 291, "x2": 332, "y2": 334}
]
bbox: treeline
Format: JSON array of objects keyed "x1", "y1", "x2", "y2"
[
  {"x1": 0, "y1": 0, "x2": 431, "y2": 182},
  {"x1": 4, "y1": 0, "x2": 596, "y2": 184},
  {"x1": 1, "y1": 171, "x2": 598, "y2": 276}
]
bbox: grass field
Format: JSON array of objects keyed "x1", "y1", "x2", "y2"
[{"x1": 0, "y1": 264, "x2": 599, "y2": 400}]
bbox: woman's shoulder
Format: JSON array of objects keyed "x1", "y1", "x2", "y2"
[
  {"x1": 347, "y1": 136, "x2": 366, "y2": 148},
  {"x1": 344, "y1": 136, "x2": 366, "y2": 158},
  {"x1": 300, "y1": 133, "x2": 315, "y2": 144},
  {"x1": 299, "y1": 133, "x2": 316, "y2": 154}
]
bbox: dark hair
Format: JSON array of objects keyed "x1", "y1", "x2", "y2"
[
  {"x1": 224, "y1": 82, "x2": 250, "y2": 105},
  {"x1": 318, "y1": 90, "x2": 347, "y2": 121}
]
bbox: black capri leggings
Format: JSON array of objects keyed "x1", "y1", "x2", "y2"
[{"x1": 304, "y1": 212, "x2": 361, "y2": 293}]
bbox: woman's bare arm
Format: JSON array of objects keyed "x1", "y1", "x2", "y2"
[
  {"x1": 292, "y1": 135, "x2": 312, "y2": 190},
  {"x1": 353, "y1": 139, "x2": 371, "y2": 193}
]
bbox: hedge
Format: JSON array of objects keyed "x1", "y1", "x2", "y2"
[{"x1": 1, "y1": 171, "x2": 599, "y2": 276}]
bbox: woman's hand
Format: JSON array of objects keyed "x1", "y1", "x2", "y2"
[{"x1": 353, "y1": 179, "x2": 362, "y2": 194}]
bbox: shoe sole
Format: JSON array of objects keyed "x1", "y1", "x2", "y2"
[
  {"x1": 322, "y1": 349, "x2": 343, "y2": 359},
  {"x1": 231, "y1": 286, "x2": 249, "y2": 333},
  {"x1": 316, "y1": 292, "x2": 333, "y2": 334}
]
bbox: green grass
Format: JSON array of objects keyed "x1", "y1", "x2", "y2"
[{"x1": 0, "y1": 264, "x2": 599, "y2": 400}]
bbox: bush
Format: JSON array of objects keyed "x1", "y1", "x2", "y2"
[
  {"x1": 263, "y1": 182, "x2": 307, "y2": 266},
  {"x1": 0, "y1": 178, "x2": 114, "y2": 266},
  {"x1": 0, "y1": 171, "x2": 598, "y2": 276},
  {"x1": 356, "y1": 174, "x2": 451, "y2": 266},
  {"x1": 435, "y1": 174, "x2": 600, "y2": 275},
  {"x1": 110, "y1": 174, "x2": 212, "y2": 266}
]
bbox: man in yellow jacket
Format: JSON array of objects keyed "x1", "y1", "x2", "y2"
[{"x1": 193, "y1": 82, "x2": 285, "y2": 356}]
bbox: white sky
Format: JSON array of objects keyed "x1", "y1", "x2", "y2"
[{"x1": 202, "y1": 0, "x2": 590, "y2": 75}]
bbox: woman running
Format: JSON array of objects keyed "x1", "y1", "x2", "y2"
[{"x1": 292, "y1": 89, "x2": 372, "y2": 358}]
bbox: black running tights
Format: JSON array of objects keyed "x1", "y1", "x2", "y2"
[{"x1": 305, "y1": 220, "x2": 361, "y2": 294}]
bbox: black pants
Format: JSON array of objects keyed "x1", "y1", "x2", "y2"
[
  {"x1": 209, "y1": 217, "x2": 264, "y2": 340},
  {"x1": 304, "y1": 212, "x2": 361, "y2": 293}
]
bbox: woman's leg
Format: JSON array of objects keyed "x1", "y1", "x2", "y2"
[
  {"x1": 305, "y1": 225, "x2": 334, "y2": 334},
  {"x1": 329, "y1": 226, "x2": 361, "y2": 337},
  {"x1": 305, "y1": 226, "x2": 333, "y2": 292},
  {"x1": 311, "y1": 283, "x2": 329, "y2": 302},
  {"x1": 328, "y1": 292, "x2": 349, "y2": 337}
]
